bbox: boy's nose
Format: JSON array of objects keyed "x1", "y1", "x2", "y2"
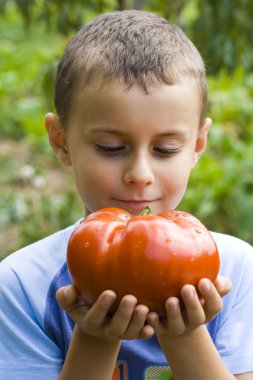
[{"x1": 123, "y1": 154, "x2": 155, "y2": 187}]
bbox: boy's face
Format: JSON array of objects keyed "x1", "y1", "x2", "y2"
[{"x1": 46, "y1": 79, "x2": 210, "y2": 216}]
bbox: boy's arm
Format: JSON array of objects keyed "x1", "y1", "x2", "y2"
[
  {"x1": 236, "y1": 375, "x2": 253, "y2": 380},
  {"x1": 58, "y1": 326, "x2": 121, "y2": 380},
  {"x1": 57, "y1": 276, "x2": 236, "y2": 380},
  {"x1": 148, "y1": 278, "x2": 238, "y2": 380},
  {"x1": 56, "y1": 286, "x2": 154, "y2": 380},
  {"x1": 158, "y1": 326, "x2": 233, "y2": 379}
]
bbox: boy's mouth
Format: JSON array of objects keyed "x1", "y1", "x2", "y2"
[{"x1": 112, "y1": 199, "x2": 157, "y2": 211}]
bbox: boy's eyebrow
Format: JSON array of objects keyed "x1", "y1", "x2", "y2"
[
  {"x1": 155, "y1": 130, "x2": 189, "y2": 137},
  {"x1": 86, "y1": 128, "x2": 128, "y2": 136}
]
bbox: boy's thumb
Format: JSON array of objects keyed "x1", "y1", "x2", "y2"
[{"x1": 56, "y1": 285, "x2": 77, "y2": 310}]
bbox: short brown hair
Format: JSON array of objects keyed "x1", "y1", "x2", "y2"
[{"x1": 55, "y1": 10, "x2": 208, "y2": 126}]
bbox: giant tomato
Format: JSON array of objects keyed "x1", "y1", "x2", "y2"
[{"x1": 67, "y1": 207, "x2": 220, "y2": 314}]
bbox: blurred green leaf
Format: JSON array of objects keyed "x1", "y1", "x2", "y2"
[{"x1": 1, "y1": 1, "x2": 253, "y2": 257}]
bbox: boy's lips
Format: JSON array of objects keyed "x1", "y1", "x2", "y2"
[{"x1": 113, "y1": 198, "x2": 157, "y2": 211}]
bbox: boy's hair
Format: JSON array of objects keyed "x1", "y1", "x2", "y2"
[{"x1": 55, "y1": 10, "x2": 208, "y2": 126}]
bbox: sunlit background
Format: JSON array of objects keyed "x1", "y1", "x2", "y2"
[{"x1": 1, "y1": 0, "x2": 253, "y2": 258}]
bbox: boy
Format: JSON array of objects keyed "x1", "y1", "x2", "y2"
[{"x1": 0, "y1": 10, "x2": 253, "y2": 380}]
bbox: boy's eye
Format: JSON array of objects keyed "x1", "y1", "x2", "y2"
[
  {"x1": 153, "y1": 147, "x2": 180, "y2": 156},
  {"x1": 95, "y1": 144, "x2": 125, "y2": 155}
]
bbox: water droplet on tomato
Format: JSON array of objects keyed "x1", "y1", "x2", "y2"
[
  {"x1": 134, "y1": 241, "x2": 142, "y2": 248},
  {"x1": 84, "y1": 241, "x2": 90, "y2": 248}
]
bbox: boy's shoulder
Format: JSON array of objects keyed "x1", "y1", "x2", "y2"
[
  {"x1": 211, "y1": 231, "x2": 253, "y2": 291},
  {"x1": 211, "y1": 231, "x2": 253, "y2": 260},
  {"x1": 1, "y1": 219, "x2": 82, "y2": 270},
  {"x1": 0, "y1": 220, "x2": 81, "y2": 321},
  {"x1": 0, "y1": 221, "x2": 82, "y2": 376},
  {"x1": 206, "y1": 232, "x2": 253, "y2": 373}
]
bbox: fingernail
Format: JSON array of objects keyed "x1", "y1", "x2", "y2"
[
  {"x1": 169, "y1": 301, "x2": 179, "y2": 313},
  {"x1": 103, "y1": 292, "x2": 116, "y2": 305},
  {"x1": 218, "y1": 279, "x2": 225, "y2": 291},
  {"x1": 189, "y1": 287, "x2": 196, "y2": 299},
  {"x1": 202, "y1": 279, "x2": 211, "y2": 292}
]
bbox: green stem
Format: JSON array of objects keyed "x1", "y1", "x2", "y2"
[{"x1": 140, "y1": 206, "x2": 152, "y2": 216}]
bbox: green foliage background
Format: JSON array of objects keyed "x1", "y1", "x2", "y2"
[{"x1": 1, "y1": 0, "x2": 253, "y2": 258}]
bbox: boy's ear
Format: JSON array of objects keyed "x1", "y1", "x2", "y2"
[
  {"x1": 192, "y1": 117, "x2": 212, "y2": 167},
  {"x1": 44, "y1": 112, "x2": 72, "y2": 166}
]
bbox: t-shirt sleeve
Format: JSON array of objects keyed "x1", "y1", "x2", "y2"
[
  {"x1": 212, "y1": 235, "x2": 253, "y2": 374},
  {"x1": 0, "y1": 252, "x2": 63, "y2": 379}
]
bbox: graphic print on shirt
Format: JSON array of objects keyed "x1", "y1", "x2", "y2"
[
  {"x1": 112, "y1": 361, "x2": 128, "y2": 380},
  {"x1": 144, "y1": 366, "x2": 174, "y2": 379},
  {"x1": 111, "y1": 363, "x2": 174, "y2": 380}
]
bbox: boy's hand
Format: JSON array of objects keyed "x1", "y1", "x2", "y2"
[
  {"x1": 213, "y1": 275, "x2": 232, "y2": 297},
  {"x1": 56, "y1": 285, "x2": 155, "y2": 341},
  {"x1": 147, "y1": 276, "x2": 231, "y2": 337}
]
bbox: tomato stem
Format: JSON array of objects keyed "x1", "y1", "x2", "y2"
[{"x1": 140, "y1": 206, "x2": 152, "y2": 216}]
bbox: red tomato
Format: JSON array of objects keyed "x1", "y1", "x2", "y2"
[{"x1": 67, "y1": 207, "x2": 220, "y2": 314}]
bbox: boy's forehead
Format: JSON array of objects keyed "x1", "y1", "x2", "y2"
[
  {"x1": 75, "y1": 76, "x2": 200, "y2": 101},
  {"x1": 69, "y1": 78, "x2": 202, "y2": 130}
]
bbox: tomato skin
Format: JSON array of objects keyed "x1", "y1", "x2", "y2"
[{"x1": 67, "y1": 208, "x2": 220, "y2": 314}]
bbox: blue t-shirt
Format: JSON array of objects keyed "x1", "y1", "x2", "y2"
[{"x1": 0, "y1": 221, "x2": 253, "y2": 380}]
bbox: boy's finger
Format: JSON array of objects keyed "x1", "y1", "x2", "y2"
[
  {"x1": 213, "y1": 276, "x2": 232, "y2": 297},
  {"x1": 56, "y1": 285, "x2": 93, "y2": 325},
  {"x1": 108, "y1": 295, "x2": 138, "y2": 336},
  {"x1": 181, "y1": 285, "x2": 206, "y2": 328},
  {"x1": 198, "y1": 279, "x2": 223, "y2": 322},
  {"x1": 84, "y1": 290, "x2": 117, "y2": 328},
  {"x1": 164, "y1": 297, "x2": 186, "y2": 335},
  {"x1": 146, "y1": 312, "x2": 160, "y2": 331},
  {"x1": 56, "y1": 285, "x2": 78, "y2": 310},
  {"x1": 122, "y1": 304, "x2": 149, "y2": 339},
  {"x1": 139, "y1": 324, "x2": 155, "y2": 340}
]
